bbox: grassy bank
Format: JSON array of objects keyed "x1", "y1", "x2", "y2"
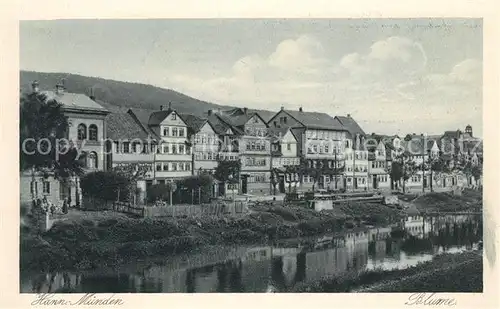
[
  {"x1": 413, "y1": 189, "x2": 482, "y2": 212},
  {"x1": 292, "y1": 250, "x2": 482, "y2": 292},
  {"x1": 21, "y1": 202, "x2": 401, "y2": 272}
]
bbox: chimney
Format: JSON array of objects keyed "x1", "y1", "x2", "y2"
[
  {"x1": 299, "y1": 107, "x2": 303, "y2": 112},
  {"x1": 160, "y1": 105, "x2": 163, "y2": 111},
  {"x1": 280, "y1": 106, "x2": 284, "y2": 111},
  {"x1": 55, "y1": 82, "x2": 65, "y2": 95},
  {"x1": 243, "y1": 107, "x2": 248, "y2": 114},
  {"x1": 347, "y1": 113, "x2": 351, "y2": 118},
  {"x1": 31, "y1": 80, "x2": 39, "y2": 93},
  {"x1": 208, "y1": 109, "x2": 213, "y2": 116},
  {"x1": 168, "y1": 102, "x2": 172, "y2": 111},
  {"x1": 89, "y1": 87, "x2": 95, "y2": 101}
]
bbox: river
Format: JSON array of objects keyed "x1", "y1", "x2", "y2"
[{"x1": 20, "y1": 214, "x2": 482, "y2": 293}]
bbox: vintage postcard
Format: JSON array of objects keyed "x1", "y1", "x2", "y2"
[{"x1": 1, "y1": 0, "x2": 499, "y2": 308}]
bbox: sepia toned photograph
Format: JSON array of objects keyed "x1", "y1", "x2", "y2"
[{"x1": 19, "y1": 18, "x2": 483, "y2": 294}]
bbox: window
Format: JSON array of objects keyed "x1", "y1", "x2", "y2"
[
  {"x1": 77, "y1": 124, "x2": 87, "y2": 140},
  {"x1": 87, "y1": 152, "x2": 98, "y2": 169},
  {"x1": 163, "y1": 127, "x2": 169, "y2": 136},
  {"x1": 179, "y1": 144, "x2": 185, "y2": 154},
  {"x1": 156, "y1": 163, "x2": 162, "y2": 171},
  {"x1": 114, "y1": 141, "x2": 120, "y2": 154},
  {"x1": 185, "y1": 162, "x2": 191, "y2": 171},
  {"x1": 172, "y1": 145, "x2": 177, "y2": 154},
  {"x1": 122, "y1": 142, "x2": 130, "y2": 154},
  {"x1": 171, "y1": 113, "x2": 177, "y2": 120},
  {"x1": 313, "y1": 145, "x2": 318, "y2": 153},
  {"x1": 287, "y1": 143, "x2": 291, "y2": 151},
  {"x1": 89, "y1": 124, "x2": 98, "y2": 141},
  {"x1": 325, "y1": 145, "x2": 329, "y2": 153},
  {"x1": 172, "y1": 163, "x2": 178, "y2": 171},
  {"x1": 163, "y1": 163, "x2": 169, "y2": 171},
  {"x1": 43, "y1": 181, "x2": 50, "y2": 195},
  {"x1": 284, "y1": 117, "x2": 287, "y2": 124},
  {"x1": 171, "y1": 127, "x2": 178, "y2": 137},
  {"x1": 162, "y1": 144, "x2": 169, "y2": 154},
  {"x1": 179, "y1": 128, "x2": 185, "y2": 137}
]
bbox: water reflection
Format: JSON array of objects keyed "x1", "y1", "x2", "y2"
[{"x1": 21, "y1": 215, "x2": 482, "y2": 293}]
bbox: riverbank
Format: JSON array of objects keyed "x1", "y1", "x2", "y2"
[
  {"x1": 292, "y1": 250, "x2": 482, "y2": 292},
  {"x1": 412, "y1": 188, "x2": 482, "y2": 213},
  {"x1": 21, "y1": 202, "x2": 401, "y2": 272}
]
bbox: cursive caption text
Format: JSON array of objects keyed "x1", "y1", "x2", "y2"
[{"x1": 32, "y1": 293, "x2": 124, "y2": 306}]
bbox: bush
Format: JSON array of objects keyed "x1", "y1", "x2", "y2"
[{"x1": 80, "y1": 171, "x2": 132, "y2": 202}]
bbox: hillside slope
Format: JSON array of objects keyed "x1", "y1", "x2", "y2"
[{"x1": 20, "y1": 71, "x2": 275, "y2": 120}]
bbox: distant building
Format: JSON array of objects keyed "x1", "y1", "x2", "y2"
[
  {"x1": 20, "y1": 81, "x2": 110, "y2": 207},
  {"x1": 216, "y1": 108, "x2": 272, "y2": 195},
  {"x1": 268, "y1": 107, "x2": 348, "y2": 191},
  {"x1": 269, "y1": 127, "x2": 300, "y2": 193},
  {"x1": 335, "y1": 115, "x2": 369, "y2": 191},
  {"x1": 147, "y1": 104, "x2": 193, "y2": 183}
]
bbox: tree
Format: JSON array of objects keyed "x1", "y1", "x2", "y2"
[
  {"x1": 177, "y1": 174, "x2": 214, "y2": 204},
  {"x1": 112, "y1": 163, "x2": 151, "y2": 204},
  {"x1": 284, "y1": 165, "x2": 300, "y2": 193},
  {"x1": 391, "y1": 152, "x2": 418, "y2": 193},
  {"x1": 80, "y1": 171, "x2": 132, "y2": 204},
  {"x1": 270, "y1": 167, "x2": 280, "y2": 195},
  {"x1": 214, "y1": 158, "x2": 241, "y2": 196},
  {"x1": 386, "y1": 160, "x2": 403, "y2": 190},
  {"x1": 20, "y1": 91, "x2": 85, "y2": 200},
  {"x1": 453, "y1": 154, "x2": 483, "y2": 186}
]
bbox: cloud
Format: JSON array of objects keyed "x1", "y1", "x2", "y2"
[
  {"x1": 165, "y1": 35, "x2": 482, "y2": 136},
  {"x1": 268, "y1": 35, "x2": 327, "y2": 73},
  {"x1": 339, "y1": 36, "x2": 427, "y2": 82}
]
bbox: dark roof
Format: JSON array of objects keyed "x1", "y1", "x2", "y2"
[
  {"x1": 443, "y1": 130, "x2": 462, "y2": 139},
  {"x1": 181, "y1": 113, "x2": 207, "y2": 133},
  {"x1": 106, "y1": 113, "x2": 152, "y2": 140},
  {"x1": 148, "y1": 110, "x2": 174, "y2": 126},
  {"x1": 249, "y1": 109, "x2": 275, "y2": 122},
  {"x1": 284, "y1": 109, "x2": 346, "y2": 131},
  {"x1": 127, "y1": 108, "x2": 159, "y2": 138},
  {"x1": 335, "y1": 116, "x2": 365, "y2": 137},
  {"x1": 128, "y1": 108, "x2": 154, "y2": 126},
  {"x1": 217, "y1": 108, "x2": 269, "y2": 128},
  {"x1": 268, "y1": 127, "x2": 295, "y2": 142}
]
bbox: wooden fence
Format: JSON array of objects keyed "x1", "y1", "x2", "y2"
[
  {"x1": 108, "y1": 200, "x2": 248, "y2": 218},
  {"x1": 113, "y1": 202, "x2": 146, "y2": 217},
  {"x1": 142, "y1": 201, "x2": 248, "y2": 218}
]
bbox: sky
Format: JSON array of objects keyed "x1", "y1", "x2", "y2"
[{"x1": 20, "y1": 19, "x2": 483, "y2": 137}]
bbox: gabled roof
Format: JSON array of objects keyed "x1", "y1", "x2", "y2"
[
  {"x1": 127, "y1": 108, "x2": 159, "y2": 138},
  {"x1": 205, "y1": 112, "x2": 244, "y2": 135},
  {"x1": 181, "y1": 113, "x2": 207, "y2": 133},
  {"x1": 218, "y1": 108, "x2": 269, "y2": 128},
  {"x1": 442, "y1": 130, "x2": 462, "y2": 139},
  {"x1": 148, "y1": 110, "x2": 173, "y2": 126},
  {"x1": 282, "y1": 109, "x2": 346, "y2": 131},
  {"x1": 268, "y1": 127, "x2": 298, "y2": 143},
  {"x1": 106, "y1": 112, "x2": 153, "y2": 141},
  {"x1": 41, "y1": 90, "x2": 109, "y2": 113},
  {"x1": 335, "y1": 115, "x2": 365, "y2": 137}
]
